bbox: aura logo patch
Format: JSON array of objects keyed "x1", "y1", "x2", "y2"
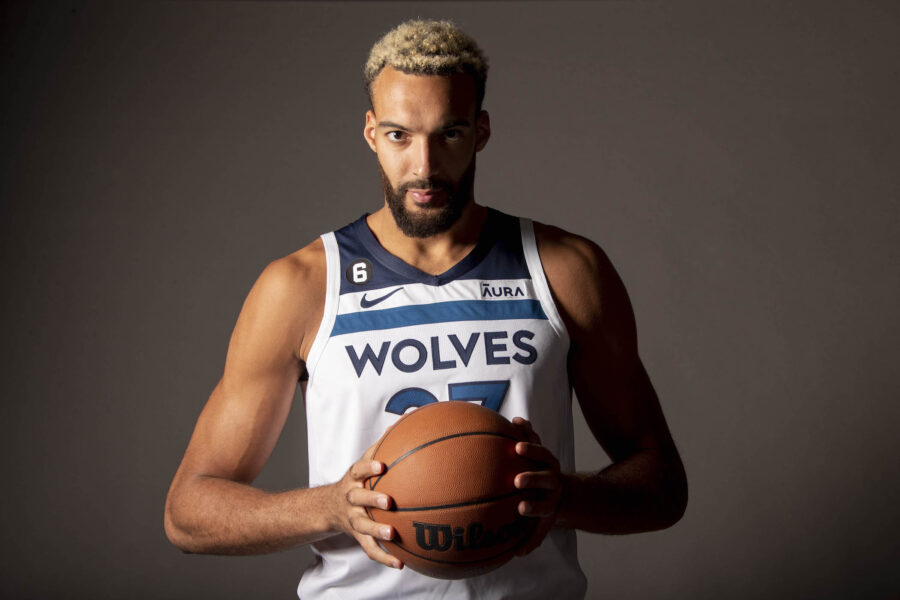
[
  {"x1": 480, "y1": 282, "x2": 525, "y2": 298},
  {"x1": 360, "y1": 287, "x2": 404, "y2": 309},
  {"x1": 346, "y1": 259, "x2": 373, "y2": 285}
]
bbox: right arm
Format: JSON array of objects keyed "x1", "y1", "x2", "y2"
[{"x1": 163, "y1": 242, "x2": 401, "y2": 568}]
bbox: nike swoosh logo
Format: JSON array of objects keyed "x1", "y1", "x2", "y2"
[{"x1": 360, "y1": 287, "x2": 404, "y2": 309}]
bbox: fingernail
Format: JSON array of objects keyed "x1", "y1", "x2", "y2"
[
  {"x1": 371, "y1": 461, "x2": 383, "y2": 473},
  {"x1": 381, "y1": 526, "x2": 392, "y2": 540},
  {"x1": 394, "y1": 560, "x2": 403, "y2": 569},
  {"x1": 378, "y1": 496, "x2": 389, "y2": 509}
]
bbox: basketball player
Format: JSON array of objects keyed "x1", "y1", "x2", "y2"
[{"x1": 165, "y1": 20, "x2": 687, "y2": 598}]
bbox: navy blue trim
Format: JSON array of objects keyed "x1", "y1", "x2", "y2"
[
  {"x1": 331, "y1": 299, "x2": 547, "y2": 337},
  {"x1": 355, "y1": 212, "x2": 492, "y2": 286},
  {"x1": 334, "y1": 209, "x2": 531, "y2": 294}
]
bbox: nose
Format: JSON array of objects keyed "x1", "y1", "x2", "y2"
[{"x1": 412, "y1": 137, "x2": 440, "y2": 179}]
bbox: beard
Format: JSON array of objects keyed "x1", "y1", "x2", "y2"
[{"x1": 379, "y1": 156, "x2": 476, "y2": 238}]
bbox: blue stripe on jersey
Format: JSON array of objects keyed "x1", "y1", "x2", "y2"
[{"x1": 330, "y1": 299, "x2": 548, "y2": 337}]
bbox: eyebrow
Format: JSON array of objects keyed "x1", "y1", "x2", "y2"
[{"x1": 377, "y1": 119, "x2": 472, "y2": 130}]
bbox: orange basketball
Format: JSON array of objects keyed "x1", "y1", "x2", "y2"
[{"x1": 365, "y1": 400, "x2": 536, "y2": 579}]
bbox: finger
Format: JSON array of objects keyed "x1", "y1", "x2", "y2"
[
  {"x1": 349, "y1": 513, "x2": 396, "y2": 543},
  {"x1": 357, "y1": 532, "x2": 404, "y2": 569},
  {"x1": 346, "y1": 487, "x2": 393, "y2": 510},
  {"x1": 514, "y1": 471, "x2": 559, "y2": 491},
  {"x1": 349, "y1": 459, "x2": 385, "y2": 481},
  {"x1": 362, "y1": 442, "x2": 377, "y2": 461},
  {"x1": 511, "y1": 417, "x2": 541, "y2": 443},
  {"x1": 518, "y1": 498, "x2": 558, "y2": 518},
  {"x1": 515, "y1": 442, "x2": 559, "y2": 468}
]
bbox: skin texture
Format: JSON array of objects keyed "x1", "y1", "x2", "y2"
[{"x1": 164, "y1": 66, "x2": 687, "y2": 572}]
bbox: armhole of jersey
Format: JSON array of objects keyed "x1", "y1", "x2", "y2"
[
  {"x1": 304, "y1": 231, "x2": 339, "y2": 385},
  {"x1": 520, "y1": 218, "x2": 570, "y2": 343}
]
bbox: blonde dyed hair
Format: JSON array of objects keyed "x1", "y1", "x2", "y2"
[{"x1": 364, "y1": 19, "x2": 489, "y2": 109}]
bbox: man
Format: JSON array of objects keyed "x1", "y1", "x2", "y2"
[{"x1": 164, "y1": 19, "x2": 687, "y2": 598}]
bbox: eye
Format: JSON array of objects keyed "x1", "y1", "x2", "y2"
[
  {"x1": 386, "y1": 131, "x2": 407, "y2": 142},
  {"x1": 444, "y1": 129, "x2": 462, "y2": 140}
]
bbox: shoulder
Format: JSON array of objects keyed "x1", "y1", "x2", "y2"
[
  {"x1": 532, "y1": 221, "x2": 635, "y2": 346},
  {"x1": 240, "y1": 237, "x2": 327, "y2": 362},
  {"x1": 532, "y1": 221, "x2": 610, "y2": 283},
  {"x1": 248, "y1": 237, "x2": 326, "y2": 307},
  {"x1": 258, "y1": 237, "x2": 326, "y2": 292}
]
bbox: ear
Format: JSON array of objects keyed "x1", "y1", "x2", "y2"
[
  {"x1": 475, "y1": 110, "x2": 491, "y2": 152},
  {"x1": 364, "y1": 110, "x2": 378, "y2": 153}
]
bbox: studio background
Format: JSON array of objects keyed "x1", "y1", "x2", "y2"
[{"x1": 2, "y1": 1, "x2": 898, "y2": 598}]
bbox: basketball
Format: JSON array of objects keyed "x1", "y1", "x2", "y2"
[{"x1": 365, "y1": 400, "x2": 537, "y2": 579}]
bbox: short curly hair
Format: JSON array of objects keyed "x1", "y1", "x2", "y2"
[{"x1": 364, "y1": 19, "x2": 489, "y2": 110}]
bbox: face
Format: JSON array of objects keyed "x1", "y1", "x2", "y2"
[{"x1": 364, "y1": 67, "x2": 490, "y2": 238}]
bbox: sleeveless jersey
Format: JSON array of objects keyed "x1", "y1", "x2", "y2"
[{"x1": 298, "y1": 209, "x2": 587, "y2": 599}]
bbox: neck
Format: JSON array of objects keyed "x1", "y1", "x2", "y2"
[{"x1": 366, "y1": 201, "x2": 489, "y2": 276}]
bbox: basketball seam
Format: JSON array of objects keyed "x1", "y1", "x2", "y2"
[
  {"x1": 370, "y1": 406, "x2": 420, "y2": 466},
  {"x1": 368, "y1": 430, "x2": 520, "y2": 490},
  {"x1": 391, "y1": 488, "x2": 523, "y2": 512}
]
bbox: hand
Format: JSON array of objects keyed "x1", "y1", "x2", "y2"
[
  {"x1": 511, "y1": 417, "x2": 562, "y2": 557},
  {"x1": 328, "y1": 444, "x2": 403, "y2": 569}
]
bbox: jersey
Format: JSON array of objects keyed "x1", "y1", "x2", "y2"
[{"x1": 297, "y1": 209, "x2": 587, "y2": 599}]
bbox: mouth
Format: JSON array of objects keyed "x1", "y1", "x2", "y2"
[{"x1": 407, "y1": 188, "x2": 447, "y2": 205}]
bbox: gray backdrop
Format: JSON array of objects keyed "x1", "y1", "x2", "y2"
[{"x1": 2, "y1": 1, "x2": 898, "y2": 598}]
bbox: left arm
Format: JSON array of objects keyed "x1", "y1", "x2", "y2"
[{"x1": 515, "y1": 223, "x2": 687, "y2": 538}]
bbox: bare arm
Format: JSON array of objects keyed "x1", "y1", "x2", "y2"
[
  {"x1": 163, "y1": 243, "x2": 400, "y2": 567},
  {"x1": 530, "y1": 223, "x2": 687, "y2": 534}
]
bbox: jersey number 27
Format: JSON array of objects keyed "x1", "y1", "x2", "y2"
[{"x1": 384, "y1": 380, "x2": 510, "y2": 414}]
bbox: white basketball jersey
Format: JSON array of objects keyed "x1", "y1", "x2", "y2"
[{"x1": 298, "y1": 209, "x2": 587, "y2": 599}]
